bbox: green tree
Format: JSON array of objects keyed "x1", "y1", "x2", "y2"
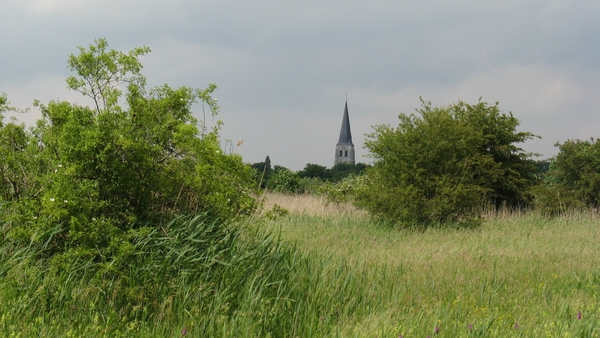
[
  {"x1": 250, "y1": 155, "x2": 273, "y2": 188},
  {"x1": 267, "y1": 165, "x2": 300, "y2": 194},
  {"x1": 298, "y1": 163, "x2": 331, "y2": 181},
  {"x1": 330, "y1": 162, "x2": 369, "y2": 182},
  {"x1": 534, "y1": 139, "x2": 600, "y2": 213},
  {"x1": 360, "y1": 99, "x2": 538, "y2": 227},
  {"x1": 2, "y1": 39, "x2": 258, "y2": 257}
]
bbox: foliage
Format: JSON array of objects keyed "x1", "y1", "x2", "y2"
[
  {"x1": 330, "y1": 162, "x2": 369, "y2": 182},
  {"x1": 319, "y1": 174, "x2": 368, "y2": 204},
  {"x1": 360, "y1": 99, "x2": 538, "y2": 226},
  {"x1": 298, "y1": 163, "x2": 331, "y2": 180},
  {"x1": 250, "y1": 155, "x2": 273, "y2": 188},
  {"x1": 267, "y1": 165, "x2": 300, "y2": 194},
  {"x1": 0, "y1": 39, "x2": 258, "y2": 259},
  {"x1": 298, "y1": 177, "x2": 325, "y2": 194},
  {"x1": 534, "y1": 138, "x2": 600, "y2": 214}
]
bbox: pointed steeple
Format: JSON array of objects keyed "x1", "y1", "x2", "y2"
[
  {"x1": 334, "y1": 100, "x2": 355, "y2": 165},
  {"x1": 337, "y1": 101, "x2": 354, "y2": 146}
]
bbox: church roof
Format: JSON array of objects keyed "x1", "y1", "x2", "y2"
[{"x1": 337, "y1": 101, "x2": 354, "y2": 146}]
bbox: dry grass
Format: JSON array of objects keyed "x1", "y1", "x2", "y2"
[{"x1": 258, "y1": 192, "x2": 368, "y2": 218}]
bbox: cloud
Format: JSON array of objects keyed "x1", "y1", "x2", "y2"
[{"x1": 1, "y1": 0, "x2": 599, "y2": 170}]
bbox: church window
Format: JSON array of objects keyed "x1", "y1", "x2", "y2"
[
  {"x1": 345, "y1": 150, "x2": 348, "y2": 157},
  {"x1": 339, "y1": 150, "x2": 343, "y2": 157}
]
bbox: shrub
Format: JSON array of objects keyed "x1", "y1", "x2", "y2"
[
  {"x1": 267, "y1": 166, "x2": 300, "y2": 194},
  {"x1": 360, "y1": 99, "x2": 538, "y2": 227},
  {"x1": 534, "y1": 138, "x2": 600, "y2": 214},
  {"x1": 0, "y1": 39, "x2": 258, "y2": 259}
]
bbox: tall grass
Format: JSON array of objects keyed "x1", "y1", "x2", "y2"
[
  {"x1": 263, "y1": 193, "x2": 600, "y2": 337},
  {"x1": 2, "y1": 196, "x2": 600, "y2": 337}
]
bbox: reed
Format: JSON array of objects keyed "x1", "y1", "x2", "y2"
[{"x1": 2, "y1": 197, "x2": 600, "y2": 337}]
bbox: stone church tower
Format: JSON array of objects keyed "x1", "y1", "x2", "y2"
[{"x1": 334, "y1": 101, "x2": 355, "y2": 165}]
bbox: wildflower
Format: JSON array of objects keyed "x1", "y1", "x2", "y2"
[
  {"x1": 468, "y1": 323, "x2": 473, "y2": 330},
  {"x1": 514, "y1": 322, "x2": 519, "y2": 329},
  {"x1": 64, "y1": 200, "x2": 68, "y2": 203},
  {"x1": 578, "y1": 311, "x2": 582, "y2": 320},
  {"x1": 435, "y1": 326, "x2": 440, "y2": 334},
  {"x1": 49, "y1": 198, "x2": 55, "y2": 202},
  {"x1": 58, "y1": 164, "x2": 63, "y2": 168},
  {"x1": 181, "y1": 327, "x2": 187, "y2": 336}
]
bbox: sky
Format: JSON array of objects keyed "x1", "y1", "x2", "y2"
[{"x1": 1, "y1": 0, "x2": 599, "y2": 171}]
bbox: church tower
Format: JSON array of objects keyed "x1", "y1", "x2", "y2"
[{"x1": 334, "y1": 101, "x2": 355, "y2": 165}]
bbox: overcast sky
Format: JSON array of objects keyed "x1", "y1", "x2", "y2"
[{"x1": 1, "y1": 0, "x2": 599, "y2": 170}]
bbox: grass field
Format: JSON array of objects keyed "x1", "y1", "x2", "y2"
[
  {"x1": 1, "y1": 193, "x2": 599, "y2": 337},
  {"x1": 262, "y1": 193, "x2": 600, "y2": 337}
]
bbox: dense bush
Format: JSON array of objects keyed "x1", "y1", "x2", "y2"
[
  {"x1": 533, "y1": 138, "x2": 600, "y2": 214},
  {"x1": 267, "y1": 165, "x2": 300, "y2": 194},
  {"x1": 360, "y1": 99, "x2": 538, "y2": 227},
  {"x1": 0, "y1": 39, "x2": 258, "y2": 260}
]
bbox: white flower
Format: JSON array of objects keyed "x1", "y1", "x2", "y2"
[
  {"x1": 54, "y1": 169, "x2": 58, "y2": 173},
  {"x1": 64, "y1": 200, "x2": 68, "y2": 203},
  {"x1": 92, "y1": 218, "x2": 96, "y2": 221},
  {"x1": 49, "y1": 198, "x2": 55, "y2": 202},
  {"x1": 57, "y1": 164, "x2": 63, "y2": 168}
]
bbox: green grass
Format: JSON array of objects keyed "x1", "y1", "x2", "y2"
[
  {"x1": 264, "y1": 210, "x2": 600, "y2": 337},
  {"x1": 2, "y1": 197, "x2": 600, "y2": 337}
]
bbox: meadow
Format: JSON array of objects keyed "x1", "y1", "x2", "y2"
[
  {"x1": 1, "y1": 193, "x2": 600, "y2": 337},
  {"x1": 262, "y1": 193, "x2": 600, "y2": 337}
]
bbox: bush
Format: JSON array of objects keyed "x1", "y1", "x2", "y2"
[
  {"x1": 267, "y1": 166, "x2": 300, "y2": 194},
  {"x1": 360, "y1": 99, "x2": 538, "y2": 227},
  {"x1": 533, "y1": 138, "x2": 600, "y2": 214},
  {"x1": 0, "y1": 39, "x2": 258, "y2": 259}
]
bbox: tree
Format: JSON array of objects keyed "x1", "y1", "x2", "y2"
[
  {"x1": 2, "y1": 39, "x2": 258, "y2": 257},
  {"x1": 298, "y1": 163, "x2": 331, "y2": 181},
  {"x1": 250, "y1": 155, "x2": 273, "y2": 188},
  {"x1": 330, "y1": 162, "x2": 369, "y2": 182},
  {"x1": 534, "y1": 138, "x2": 600, "y2": 213},
  {"x1": 267, "y1": 165, "x2": 300, "y2": 194},
  {"x1": 359, "y1": 99, "x2": 538, "y2": 226}
]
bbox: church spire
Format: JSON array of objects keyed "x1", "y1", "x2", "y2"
[
  {"x1": 337, "y1": 101, "x2": 354, "y2": 146},
  {"x1": 334, "y1": 100, "x2": 355, "y2": 165}
]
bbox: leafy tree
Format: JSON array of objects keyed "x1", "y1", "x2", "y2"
[
  {"x1": 267, "y1": 165, "x2": 300, "y2": 194},
  {"x1": 330, "y1": 162, "x2": 369, "y2": 182},
  {"x1": 298, "y1": 163, "x2": 331, "y2": 181},
  {"x1": 534, "y1": 139, "x2": 600, "y2": 213},
  {"x1": 360, "y1": 99, "x2": 538, "y2": 226},
  {"x1": 2, "y1": 39, "x2": 258, "y2": 258},
  {"x1": 250, "y1": 155, "x2": 273, "y2": 188}
]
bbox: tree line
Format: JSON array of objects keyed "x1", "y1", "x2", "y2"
[
  {"x1": 249, "y1": 156, "x2": 369, "y2": 193},
  {"x1": 2, "y1": 39, "x2": 599, "y2": 236}
]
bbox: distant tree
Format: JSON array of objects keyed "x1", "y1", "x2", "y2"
[
  {"x1": 536, "y1": 160, "x2": 550, "y2": 174},
  {"x1": 298, "y1": 163, "x2": 331, "y2": 181},
  {"x1": 250, "y1": 155, "x2": 273, "y2": 188},
  {"x1": 534, "y1": 138, "x2": 600, "y2": 213},
  {"x1": 267, "y1": 165, "x2": 300, "y2": 194},
  {"x1": 359, "y1": 99, "x2": 538, "y2": 227},
  {"x1": 330, "y1": 162, "x2": 369, "y2": 182}
]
